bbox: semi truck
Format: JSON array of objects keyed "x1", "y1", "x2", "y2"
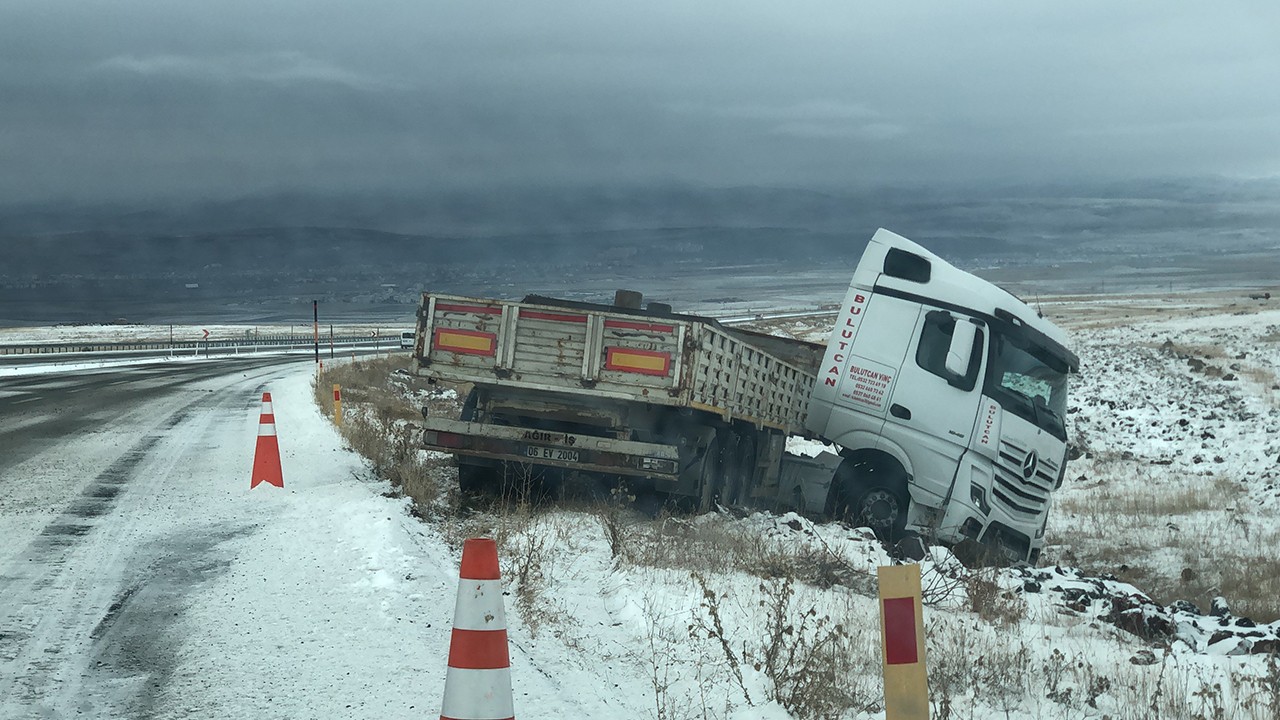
[{"x1": 411, "y1": 229, "x2": 1078, "y2": 564}]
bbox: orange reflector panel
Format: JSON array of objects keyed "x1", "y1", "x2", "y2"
[
  {"x1": 605, "y1": 347, "x2": 671, "y2": 376},
  {"x1": 434, "y1": 328, "x2": 497, "y2": 357}
]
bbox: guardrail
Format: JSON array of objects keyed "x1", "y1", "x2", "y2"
[{"x1": 0, "y1": 335, "x2": 395, "y2": 357}]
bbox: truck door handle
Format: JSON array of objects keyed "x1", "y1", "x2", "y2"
[{"x1": 890, "y1": 404, "x2": 911, "y2": 420}]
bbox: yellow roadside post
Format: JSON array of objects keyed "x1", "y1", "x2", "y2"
[
  {"x1": 878, "y1": 563, "x2": 929, "y2": 719},
  {"x1": 333, "y1": 384, "x2": 342, "y2": 426}
]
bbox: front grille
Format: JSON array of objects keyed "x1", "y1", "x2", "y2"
[{"x1": 993, "y1": 440, "x2": 1052, "y2": 517}]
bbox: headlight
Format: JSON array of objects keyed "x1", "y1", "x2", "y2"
[{"x1": 970, "y1": 485, "x2": 990, "y2": 516}]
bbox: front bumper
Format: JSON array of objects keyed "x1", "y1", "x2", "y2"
[{"x1": 941, "y1": 495, "x2": 1043, "y2": 565}]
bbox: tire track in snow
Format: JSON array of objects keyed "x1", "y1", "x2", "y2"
[{"x1": 0, "y1": 361, "x2": 292, "y2": 717}]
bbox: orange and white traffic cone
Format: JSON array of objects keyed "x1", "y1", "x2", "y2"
[
  {"x1": 441, "y1": 538, "x2": 514, "y2": 720},
  {"x1": 250, "y1": 392, "x2": 284, "y2": 489}
]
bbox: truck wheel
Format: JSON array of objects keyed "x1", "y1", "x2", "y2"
[
  {"x1": 459, "y1": 388, "x2": 479, "y2": 421},
  {"x1": 728, "y1": 432, "x2": 758, "y2": 508},
  {"x1": 849, "y1": 485, "x2": 909, "y2": 540},
  {"x1": 457, "y1": 463, "x2": 494, "y2": 495},
  {"x1": 697, "y1": 435, "x2": 724, "y2": 512},
  {"x1": 717, "y1": 432, "x2": 744, "y2": 508}
]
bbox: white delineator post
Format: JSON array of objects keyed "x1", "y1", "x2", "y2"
[{"x1": 441, "y1": 538, "x2": 514, "y2": 720}]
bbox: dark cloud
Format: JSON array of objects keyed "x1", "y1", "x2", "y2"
[{"x1": 1, "y1": 0, "x2": 1277, "y2": 203}]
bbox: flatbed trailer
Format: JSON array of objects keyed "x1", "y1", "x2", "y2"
[{"x1": 412, "y1": 291, "x2": 823, "y2": 506}]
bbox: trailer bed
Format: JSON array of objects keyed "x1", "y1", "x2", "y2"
[{"x1": 412, "y1": 293, "x2": 820, "y2": 433}]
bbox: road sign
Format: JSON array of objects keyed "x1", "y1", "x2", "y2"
[{"x1": 202, "y1": 328, "x2": 210, "y2": 340}]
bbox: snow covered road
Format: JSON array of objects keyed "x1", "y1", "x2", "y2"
[
  {"x1": 0, "y1": 357, "x2": 447, "y2": 718},
  {"x1": 0, "y1": 355, "x2": 632, "y2": 719}
]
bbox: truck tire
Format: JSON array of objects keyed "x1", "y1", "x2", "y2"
[
  {"x1": 696, "y1": 435, "x2": 725, "y2": 512},
  {"x1": 849, "y1": 485, "x2": 909, "y2": 540},
  {"x1": 460, "y1": 388, "x2": 479, "y2": 421},
  {"x1": 830, "y1": 457, "x2": 910, "y2": 541},
  {"x1": 457, "y1": 463, "x2": 492, "y2": 495},
  {"x1": 454, "y1": 389, "x2": 494, "y2": 496},
  {"x1": 725, "y1": 431, "x2": 758, "y2": 508},
  {"x1": 717, "y1": 431, "x2": 744, "y2": 508}
]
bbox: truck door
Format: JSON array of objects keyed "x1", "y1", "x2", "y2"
[{"x1": 882, "y1": 310, "x2": 986, "y2": 504}]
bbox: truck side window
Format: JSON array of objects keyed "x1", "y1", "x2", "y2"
[
  {"x1": 915, "y1": 311, "x2": 983, "y2": 391},
  {"x1": 884, "y1": 248, "x2": 931, "y2": 283}
]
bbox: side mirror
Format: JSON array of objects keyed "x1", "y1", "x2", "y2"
[{"x1": 945, "y1": 318, "x2": 978, "y2": 378}]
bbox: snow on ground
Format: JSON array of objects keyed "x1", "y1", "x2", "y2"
[
  {"x1": 5, "y1": 293, "x2": 1280, "y2": 719},
  {"x1": 1044, "y1": 295, "x2": 1280, "y2": 622}
]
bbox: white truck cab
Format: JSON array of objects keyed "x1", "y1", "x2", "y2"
[{"x1": 803, "y1": 229, "x2": 1078, "y2": 564}]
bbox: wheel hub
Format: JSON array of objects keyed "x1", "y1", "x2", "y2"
[{"x1": 860, "y1": 489, "x2": 900, "y2": 528}]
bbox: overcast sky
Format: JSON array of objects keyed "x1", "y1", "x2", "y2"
[{"x1": 2, "y1": 1, "x2": 1278, "y2": 203}]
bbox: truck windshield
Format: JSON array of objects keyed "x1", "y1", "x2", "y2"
[{"x1": 985, "y1": 331, "x2": 1069, "y2": 440}]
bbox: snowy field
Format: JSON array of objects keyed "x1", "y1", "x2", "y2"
[
  {"x1": 2, "y1": 290, "x2": 1279, "y2": 718},
  {"x1": 1046, "y1": 293, "x2": 1280, "y2": 619}
]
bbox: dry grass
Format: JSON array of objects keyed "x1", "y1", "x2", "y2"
[
  {"x1": 618, "y1": 512, "x2": 875, "y2": 595},
  {"x1": 598, "y1": 508, "x2": 884, "y2": 719},
  {"x1": 1240, "y1": 365, "x2": 1280, "y2": 409},
  {"x1": 313, "y1": 356, "x2": 461, "y2": 514},
  {"x1": 925, "y1": 615, "x2": 1280, "y2": 720},
  {"x1": 965, "y1": 567, "x2": 1027, "y2": 627},
  {"x1": 1153, "y1": 340, "x2": 1230, "y2": 360},
  {"x1": 1056, "y1": 473, "x2": 1234, "y2": 517},
  {"x1": 1052, "y1": 466, "x2": 1280, "y2": 621}
]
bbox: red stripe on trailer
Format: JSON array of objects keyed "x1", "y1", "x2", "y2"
[
  {"x1": 604, "y1": 319, "x2": 675, "y2": 333},
  {"x1": 882, "y1": 596, "x2": 918, "y2": 665},
  {"x1": 436, "y1": 302, "x2": 502, "y2": 315},
  {"x1": 459, "y1": 538, "x2": 502, "y2": 579},
  {"x1": 520, "y1": 309, "x2": 588, "y2": 324},
  {"x1": 447, "y1": 628, "x2": 511, "y2": 669}
]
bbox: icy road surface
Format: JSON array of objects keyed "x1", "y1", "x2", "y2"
[{"x1": 0, "y1": 357, "x2": 520, "y2": 718}]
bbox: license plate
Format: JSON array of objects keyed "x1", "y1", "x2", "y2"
[{"x1": 524, "y1": 445, "x2": 581, "y2": 463}]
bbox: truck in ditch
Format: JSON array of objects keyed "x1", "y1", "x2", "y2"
[{"x1": 410, "y1": 229, "x2": 1079, "y2": 564}]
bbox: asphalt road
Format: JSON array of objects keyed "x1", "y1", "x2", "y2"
[
  {"x1": 0, "y1": 354, "x2": 312, "y2": 716},
  {"x1": 0, "y1": 356, "x2": 309, "y2": 468}
]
